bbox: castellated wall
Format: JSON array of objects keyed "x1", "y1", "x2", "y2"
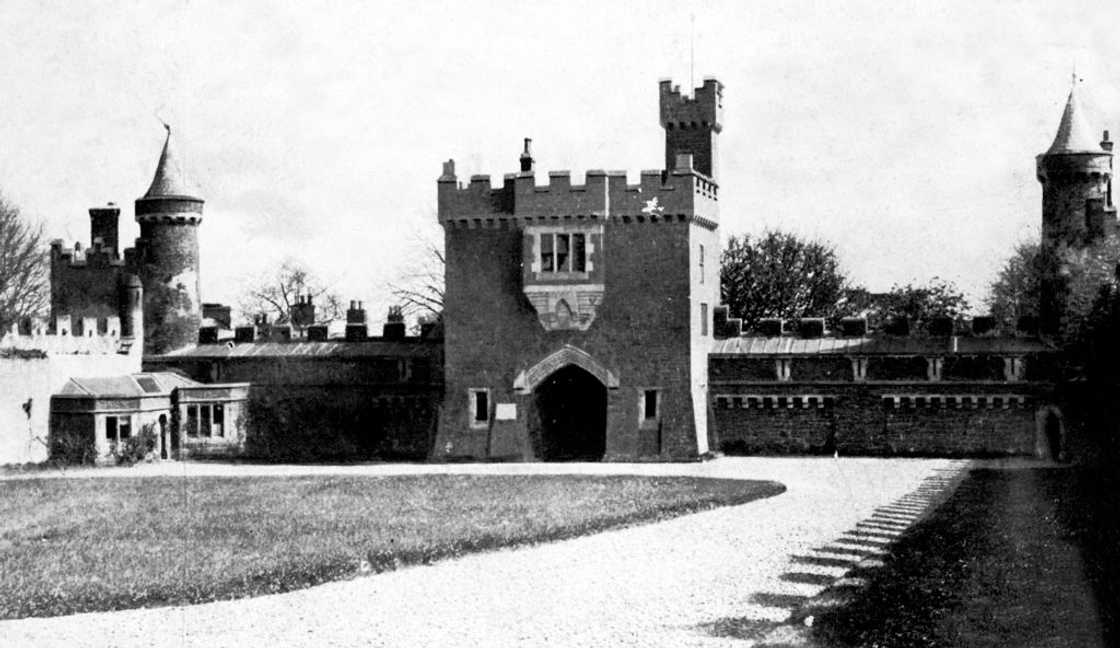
[
  {"x1": 0, "y1": 325, "x2": 140, "y2": 465},
  {"x1": 50, "y1": 240, "x2": 124, "y2": 320},
  {"x1": 709, "y1": 355, "x2": 1054, "y2": 458}
]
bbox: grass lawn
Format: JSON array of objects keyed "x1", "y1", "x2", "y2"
[
  {"x1": 0, "y1": 473, "x2": 783, "y2": 619},
  {"x1": 804, "y1": 467, "x2": 1120, "y2": 648}
]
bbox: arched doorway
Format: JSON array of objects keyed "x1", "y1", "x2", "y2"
[
  {"x1": 1036, "y1": 406, "x2": 1065, "y2": 462},
  {"x1": 532, "y1": 365, "x2": 607, "y2": 461}
]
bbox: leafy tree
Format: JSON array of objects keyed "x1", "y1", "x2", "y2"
[
  {"x1": 239, "y1": 258, "x2": 343, "y2": 331},
  {"x1": 985, "y1": 242, "x2": 1042, "y2": 331},
  {"x1": 0, "y1": 194, "x2": 47, "y2": 333},
  {"x1": 720, "y1": 231, "x2": 850, "y2": 330},
  {"x1": 874, "y1": 277, "x2": 971, "y2": 324}
]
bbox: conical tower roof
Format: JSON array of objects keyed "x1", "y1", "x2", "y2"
[
  {"x1": 1046, "y1": 82, "x2": 1105, "y2": 155},
  {"x1": 141, "y1": 125, "x2": 203, "y2": 201}
]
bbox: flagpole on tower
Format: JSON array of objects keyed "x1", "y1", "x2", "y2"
[{"x1": 690, "y1": 13, "x2": 695, "y2": 89}]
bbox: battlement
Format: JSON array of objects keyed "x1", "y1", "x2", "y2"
[
  {"x1": 0, "y1": 315, "x2": 131, "y2": 356},
  {"x1": 437, "y1": 154, "x2": 718, "y2": 227},
  {"x1": 659, "y1": 78, "x2": 723, "y2": 133},
  {"x1": 50, "y1": 239, "x2": 125, "y2": 268}
]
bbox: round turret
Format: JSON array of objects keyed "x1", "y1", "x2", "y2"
[
  {"x1": 133, "y1": 126, "x2": 204, "y2": 355},
  {"x1": 1036, "y1": 82, "x2": 1112, "y2": 251}
]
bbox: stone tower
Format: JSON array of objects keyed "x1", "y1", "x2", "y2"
[
  {"x1": 133, "y1": 126, "x2": 204, "y2": 354},
  {"x1": 434, "y1": 79, "x2": 722, "y2": 462},
  {"x1": 1036, "y1": 80, "x2": 1115, "y2": 334}
]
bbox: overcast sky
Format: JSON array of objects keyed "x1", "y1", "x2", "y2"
[{"x1": 2, "y1": 1, "x2": 1118, "y2": 321}]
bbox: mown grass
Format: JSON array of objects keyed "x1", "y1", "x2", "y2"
[{"x1": 0, "y1": 473, "x2": 783, "y2": 619}]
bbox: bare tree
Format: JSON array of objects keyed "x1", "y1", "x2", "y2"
[
  {"x1": 0, "y1": 194, "x2": 47, "y2": 333},
  {"x1": 390, "y1": 231, "x2": 444, "y2": 323},
  {"x1": 239, "y1": 258, "x2": 344, "y2": 331}
]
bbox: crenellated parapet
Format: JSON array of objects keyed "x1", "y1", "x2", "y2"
[
  {"x1": 50, "y1": 239, "x2": 126, "y2": 268},
  {"x1": 0, "y1": 315, "x2": 133, "y2": 355},
  {"x1": 659, "y1": 78, "x2": 723, "y2": 133},
  {"x1": 437, "y1": 154, "x2": 718, "y2": 229}
]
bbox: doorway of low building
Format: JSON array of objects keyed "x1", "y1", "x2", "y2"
[
  {"x1": 169, "y1": 414, "x2": 180, "y2": 459},
  {"x1": 158, "y1": 414, "x2": 168, "y2": 460},
  {"x1": 532, "y1": 364, "x2": 607, "y2": 461}
]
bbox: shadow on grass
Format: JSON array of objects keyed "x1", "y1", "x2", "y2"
[{"x1": 803, "y1": 468, "x2": 1116, "y2": 648}]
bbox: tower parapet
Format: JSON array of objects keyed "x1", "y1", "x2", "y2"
[
  {"x1": 659, "y1": 78, "x2": 723, "y2": 181},
  {"x1": 437, "y1": 153, "x2": 718, "y2": 228}
]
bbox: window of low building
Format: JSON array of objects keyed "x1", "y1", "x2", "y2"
[
  {"x1": 213, "y1": 403, "x2": 225, "y2": 437},
  {"x1": 700, "y1": 303, "x2": 709, "y2": 336},
  {"x1": 118, "y1": 417, "x2": 131, "y2": 440},
  {"x1": 200, "y1": 404, "x2": 212, "y2": 437},
  {"x1": 106, "y1": 416, "x2": 118, "y2": 441},
  {"x1": 186, "y1": 405, "x2": 198, "y2": 437}
]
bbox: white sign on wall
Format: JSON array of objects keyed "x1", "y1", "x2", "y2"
[{"x1": 495, "y1": 403, "x2": 517, "y2": 420}]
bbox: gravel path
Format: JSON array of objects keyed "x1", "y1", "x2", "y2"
[{"x1": 0, "y1": 457, "x2": 968, "y2": 647}]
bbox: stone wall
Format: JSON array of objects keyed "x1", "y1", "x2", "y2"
[{"x1": 0, "y1": 340, "x2": 140, "y2": 465}]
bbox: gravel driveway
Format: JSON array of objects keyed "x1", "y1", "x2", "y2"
[{"x1": 0, "y1": 457, "x2": 967, "y2": 647}]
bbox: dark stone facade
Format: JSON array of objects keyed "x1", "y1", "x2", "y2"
[{"x1": 432, "y1": 79, "x2": 723, "y2": 462}]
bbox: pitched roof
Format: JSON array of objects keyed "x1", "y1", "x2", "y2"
[
  {"x1": 710, "y1": 336, "x2": 1053, "y2": 356},
  {"x1": 153, "y1": 339, "x2": 440, "y2": 360},
  {"x1": 56, "y1": 372, "x2": 200, "y2": 398},
  {"x1": 1046, "y1": 83, "x2": 1104, "y2": 155},
  {"x1": 141, "y1": 127, "x2": 203, "y2": 201}
]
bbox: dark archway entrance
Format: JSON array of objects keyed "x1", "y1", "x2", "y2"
[
  {"x1": 1045, "y1": 411, "x2": 1063, "y2": 462},
  {"x1": 532, "y1": 364, "x2": 607, "y2": 461}
]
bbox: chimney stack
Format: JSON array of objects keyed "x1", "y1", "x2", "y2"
[
  {"x1": 346, "y1": 300, "x2": 368, "y2": 341},
  {"x1": 519, "y1": 138, "x2": 534, "y2": 173}
]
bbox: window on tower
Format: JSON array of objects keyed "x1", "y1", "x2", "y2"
[{"x1": 535, "y1": 231, "x2": 590, "y2": 276}]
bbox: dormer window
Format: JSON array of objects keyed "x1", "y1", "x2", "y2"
[{"x1": 539, "y1": 233, "x2": 587, "y2": 274}]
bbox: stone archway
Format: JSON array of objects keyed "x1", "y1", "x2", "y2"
[
  {"x1": 530, "y1": 364, "x2": 607, "y2": 461},
  {"x1": 513, "y1": 344, "x2": 619, "y2": 394},
  {"x1": 1035, "y1": 406, "x2": 1066, "y2": 462}
]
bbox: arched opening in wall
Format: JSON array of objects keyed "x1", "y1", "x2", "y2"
[
  {"x1": 531, "y1": 364, "x2": 607, "y2": 461},
  {"x1": 1045, "y1": 411, "x2": 1063, "y2": 462},
  {"x1": 1036, "y1": 406, "x2": 1066, "y2": 462}
]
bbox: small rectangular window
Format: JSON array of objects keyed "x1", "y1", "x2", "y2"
[
  {"x1": 470, "y1": 389, "x2": 490, "y2": 425},
  {"x1": 201, "y1": 404, "x2": 212, "y2": 437},
  {"x1": 118, "y1": 417, "x2": 131, "y2": 440},
  {"x1": 556, "y1": 234, "x2": 570, "y2": 272},
  {"x1": 106, "y1": 416, "x2": 118, "y2": 441},
  {"x1": 699, "y1": 244, "x2": 705, "y2": 284},
  {"x1": 701, "y1": 303, "x2": 709, "y2": 336},
  {"x1": 572, "y1": 233, "x2": 586, "y2": 272},
  {"x1": 214, "y1": 404, "x2": 225, "y2": 438},
  {"x1": 540, "y1": 234, "x2": 554, "y2": 272},
  {"x1": 187, "y1": 405, "x2": 198, "y2": 437},
  {"x1": 643, "y1": 390, "x2": 659, "y2": 420}
]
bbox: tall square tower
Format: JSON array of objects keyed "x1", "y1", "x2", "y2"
[{"x1": 435, "y1": 79, "x2": 723, "y2": 461}]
